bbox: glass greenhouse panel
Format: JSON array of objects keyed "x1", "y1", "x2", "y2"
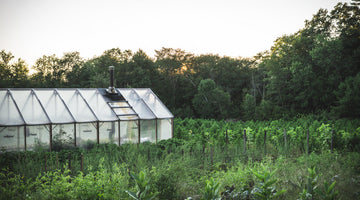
[
  {"x1": 99, "y1": 121, "x2": 119, "y2": 145},
  {"x1": 0, "y1": 126, "x2": 25, "y2": 151},
  {"x1": 57, "y1": 89, "x2": 97, "y2": 123},
  {"x1": 113, "y1": 107, "x2": 136, "y2": 116},
  {"x1": 35, "y1": 90, "x2": 74, "y2": 124},
  {"x1": 140, "y1": 120, "x2": 156, "y2": 143},
  {"x1": 0, "y1": 91, "x2": 24, "y2": 126},
  {"x1": 8, "y1": 90, "x2": 30, "y2": 112},
  {"x1": 134, "y1": 89, "x2": 173, "y2": 119},
  {"x1": 108, "y1": 102, "x2": 129, "y2": 107},
  {"x1": 76, "y1": 123, "x2": 97, "y2": 149},
  {"x1": 118, "y1": 115, "x2": 139, "y2": 120},
  {"x1": 26, "y1": 125, "x2": 50, "y2": 151},
  {"x1": 158, "y1": 119, "x2": 172, "y2": 140},
  {"x1": 120, "y1": 120, "x2": 138, "y2": 144},
  {"x1": 132, "y1": 99, "x2": 156, "y2": 119},
  {"x1": 11, "y1": 90, "x2": 51, "y2": 125},
  {"x1": 79, "y1": 89, "x2": 118, "y2": 121},
  {"x1": 52, "y1": 124, "x2": 75, "y2": 150},
  {"x1": 119, "y1": 89, "x2": 156, "y2": 119}
]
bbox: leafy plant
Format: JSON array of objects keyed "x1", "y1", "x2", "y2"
[
  {"x1": 202, "y1": 177, "x2": 221, "y2": 200},
  {"x1": 152, "y1": 165, "x2": 178, "y2": 200},
  {"x1": 36, "y1": 168, "x2": 74, "y2": 199},
  {"x1": 251, "y1": 164, "x2": 286, "y2": 200},
  {"x1": 317, "y1": 123, "x2": 332, "y2": 151},
  {"x1": 52, "y1": 128, "x2": 74, "y2": 151},
  {"x1": 298, "y1": 167, "x2": 339, "y2": 200},
  {"x1": 126, "y1": 170, "x2": 158, "y2": 200},
  {"x1": 221, "y1": 185, "x2": 251, "y2": 200},
  {"x1": 0, "y1": 168, "x2": 34, "y2": 199},
  {"x1": 299, "y1": 167, "x2": 318, "y2": 200},
  {"x1": 318, "y1": 180, "x2": 338, "y2": 200}
]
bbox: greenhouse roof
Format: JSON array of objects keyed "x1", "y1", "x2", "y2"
[{"x1": 0, "y1": 88, "x2": 173, "y2": 126}]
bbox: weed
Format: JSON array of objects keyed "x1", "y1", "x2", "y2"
[
  {"x1": 202, "y1": 177, "x2": 221, "y2": 200},
  {"x1": 126, "y1": 170, "x2": 158, "y2": 200},
  {"x1": 251, "y1": 164, "x2": 286, "y2": 200}
]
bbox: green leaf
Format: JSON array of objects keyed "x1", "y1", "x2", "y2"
[
  {"x1": 264, "y1": 179, "x2": 277, "y2": 188},
  {"x1": 274, "y1": 189, "x2": 286, "y2": 197},
  {"x1": 327, "y1": 181, "x2": 336, "y2": 193},
  {"x1": 125, "y1": 190, "x2": 139, "y2": 200}
]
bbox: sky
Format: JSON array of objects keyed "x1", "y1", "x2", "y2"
[{"x1": 0, "y1": 0, "x2": 353, "y2": 67}]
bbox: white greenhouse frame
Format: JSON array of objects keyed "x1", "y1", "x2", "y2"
[{"x1": 0, "y1": 88, "x2": 174, "y2": 151}]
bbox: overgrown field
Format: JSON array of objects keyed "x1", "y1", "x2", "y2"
[{"x1": 1, "y1": 117, "x2": 360, "y2": 199}]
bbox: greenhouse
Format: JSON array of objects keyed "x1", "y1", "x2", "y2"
[{"x1": 0, "y1": 88, "x2": 174, "y2": 151}]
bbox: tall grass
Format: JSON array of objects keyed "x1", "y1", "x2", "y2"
[{"x1": 1, "y1": 142, "x2": 359, "y2": 199}]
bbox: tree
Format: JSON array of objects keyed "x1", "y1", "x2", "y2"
[
  {"x1": 260, "y1": 1, "x2": 360, "y2": 117},
  {"x1": 30, "y1": 52, "x2": 85, "y2": 87},
  {"x1": 192, "y1": 79, "x2": 231, "y2": 119},
  {"x1": 61, "y1": 52, "x2": 85, "y2": 87},
  {"x1": 127, "y1": 50, "x2": 157, "y2": 88},
  {"x1": 333, "y1": 73, "x2": 360, "y2": 118},
  {"x1": 10, "y1": 58, "x2": 29, "y2": 87},
  {"x1": 155, "y1": 47, "x2": 194, "y2": 113},
  {"x1": 0, "y1": 50, "x2": 29, "y2": 87},
  {"x1": 190, "y1": 54, "x2": 254, "y2": 117},
  {"x1": 261, "y1": 34, "x2": 300, "y2": 111},
  {"x1": 241, "y1": 93, "x2": 256, "y2": 120},
  {"x1": 0, "y1": 50, "x2": 13, "y2": 82},
  {"x1": 31, "y1": 54, "x2": 59, "y2": 87},
  {"x1": 81, "y1": 48, "x2": 133, "y2": 88}
]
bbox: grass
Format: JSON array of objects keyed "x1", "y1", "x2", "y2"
[{"x1": 0, "y1": 142, "x2": 359, "y2": 199}]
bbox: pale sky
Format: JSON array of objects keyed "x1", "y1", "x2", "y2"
[{"x1": 0, "y1": 0, "x2": 352, "y2": 67}]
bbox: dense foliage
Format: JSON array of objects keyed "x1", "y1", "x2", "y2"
[
  {"x1": 175, "y1": 117, "x2": 360, "y2": 153},
  {"x1": 1, "y1": 2, "x2": 359, "y2": 120}
]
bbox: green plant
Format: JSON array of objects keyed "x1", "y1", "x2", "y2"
[
  {"x1": 52, "y1": 128, "x2": 73, "y2": 151},
  {"x1": 126, "y1": 170, "x2": 158, "y2": 200},
  {"x1": 252, "y1": 164, "x2": 286, "y2": 200},
  {"x1": 35, "y1": 167, "x2": 74, "y2": 199},
  {"x1": 71, "y1": 159, "x2": 129, "y2": 199},
  {"x1": 202, "y1": 177, "x2": 221, "y2": 200},
  {"x1": 318, "y1": 180, "x2": 338, "y2": 200},
  {"x1": 0, "y1": 168, "x2": 34, "y2": 199},
  {"x1": 152, "y1": 165, "x2": 178, "y2": 200},
  {"x1": 82, "y1": 139, "x2": 96, "y2": 150},
  {"x1": 307, "y1": 167, "x2": 318, "y2": 198},
  {"x1": 221, "y1": 185, "x2": 252, "y2": 200},
  {"x1": 298, "y1": 167, "x2": 318, "y2": 200},
  {"x1": 298, "y1": 167, "x2": 339, "y2": 200}
]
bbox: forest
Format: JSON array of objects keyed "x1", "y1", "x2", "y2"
[{"x1": 1, "y1": 2, "x2": 359, "y2": 120}]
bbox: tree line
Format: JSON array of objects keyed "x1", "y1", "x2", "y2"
[{"x1": 1, "y1": 2, "x2": 359, "y2": 120}]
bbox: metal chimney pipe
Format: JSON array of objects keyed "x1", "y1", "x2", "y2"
[
  {"x1": 109, "y1": 66, "x2": 114, "y2": 89},
  {"x1": 107, "y1": 66, "x2": 117, "y2": 94}
]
